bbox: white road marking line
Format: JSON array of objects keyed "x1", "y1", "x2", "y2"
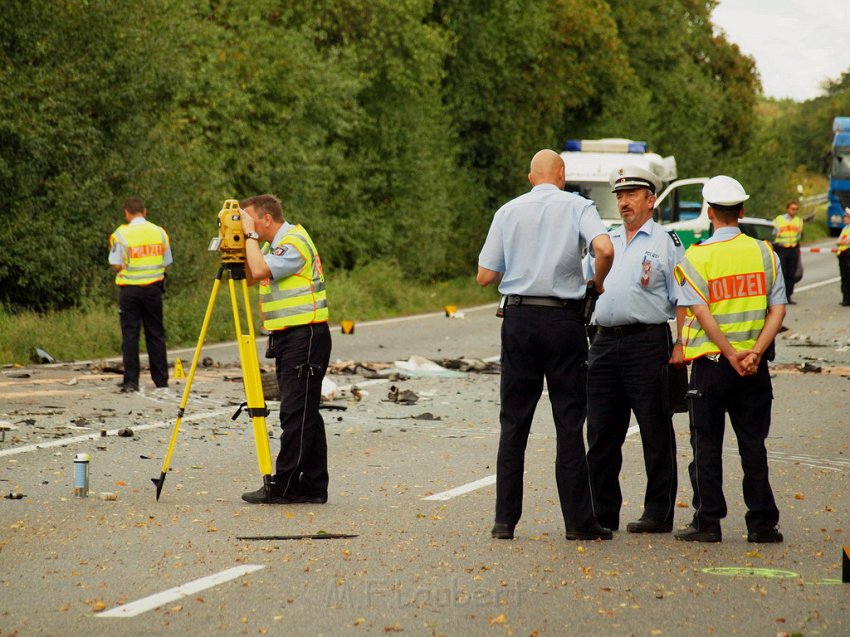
[
  {"x1": 794, "y1": 276, "x2": 840, "y2": 292},
  {"x1": 0, "y1": 409, "x2": 232, "y2": 457},
  {"x1": 98, "y1": 564, "x2": 265, "y2": 618},
  {"x1": 423, "y1": 474, "x2": 496, "y2": 500},
  {"x1": 422, "y1": 425, "x2": 642, "y2": 500}
]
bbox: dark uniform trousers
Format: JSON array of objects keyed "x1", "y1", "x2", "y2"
[
  {"x1": 496, "y1": 305, "x2": 595, "y2": 530},
  {"x1": 686, "y1": 355, "x2": 780, "y2": 533},
  {"x1": 270, "y1": 322, "x2": 332, "y2": 499},
  {"x1": 119, "y1": 283, "x2": 168, "y2": 387},
  {"x1": 839, "y1": 250, "x2": 850, "y2": 304},
  {"x1": 774, "y1": 244, "x2": 799, "y2": 300},
  {"x1": 586, "y1": 325, "x2": 677, "y2": 528}
]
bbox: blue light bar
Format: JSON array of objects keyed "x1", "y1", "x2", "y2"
[
  {"x1": 628, "y1": 141, "x2": 647, "y2": 153},
  {"x1": 564, "y1": 140, "x2": 582, "y2": 151}
]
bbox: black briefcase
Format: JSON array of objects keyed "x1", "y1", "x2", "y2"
[{"x1": 661, "y1": 363, "x2": 689, "y2": 414}]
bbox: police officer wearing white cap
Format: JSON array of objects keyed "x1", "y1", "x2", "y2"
[
  {"x1": 478, "y1": 149, "x2": 615, "y2": 542},
  {"x1": 673, "y1": 175, "x2": 786, "y2": 543},
  {"x1": 584, "y1": 165, "x2": 685, "y2": 535}
]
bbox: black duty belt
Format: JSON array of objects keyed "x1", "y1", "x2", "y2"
[
  {"x1": 596, "y1": 323, "x2": 666, "y2": 338},
  {"x1": 504, "y1": 295, "x2": 582, "y2": 311}
]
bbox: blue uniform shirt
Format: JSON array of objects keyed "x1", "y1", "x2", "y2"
[
  {"x1": 262, "y1": 221, "x2": 306, "y2": 280},
  {"x1": 585, "y1": 218, "x2": 684, "y2": 326},
  {"x1": 478, "y1": 184, "x2": 608, "y2": 299},
  {"x1": 677, "y1": 226, "x2": 787, "y2": 306}
]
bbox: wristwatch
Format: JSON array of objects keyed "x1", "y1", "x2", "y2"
[{"x1": 245, "y1": 231, "x2": 259, "y2": 241}]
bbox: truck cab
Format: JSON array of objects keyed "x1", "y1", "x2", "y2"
[{"x1": 827, "y1": 116, "x2": 850, "y2": 236}]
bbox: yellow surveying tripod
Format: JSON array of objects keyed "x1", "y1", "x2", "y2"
[{"x1": 152, "y1": 199, "x2": 273, "y2": 501}]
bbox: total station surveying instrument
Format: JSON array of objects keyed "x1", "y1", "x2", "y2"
[{"x1": 151, "y1": 199, "x2": 274, "y2": 501}]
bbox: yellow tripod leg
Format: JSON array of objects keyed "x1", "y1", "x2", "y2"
[
  {"x1": 229, "y1": 278, "x2": 274, "y2": 495},
  {"x1": 152, "y1": 272, "x2": 223, "y2": 500}
]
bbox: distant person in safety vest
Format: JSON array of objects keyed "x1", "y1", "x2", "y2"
[
  {"x1": 837, "y1": 209, "x2": 850, "y2": 306},
  {"x1": 772, "y1": 200, "x2": 803, "y2": 303},
  {"x1": 109, "y1": 197, "x2": 172, "y2": 393},
  {"x1": 673, "y1": 176, "x2": 787, "y2": 544},
  {"x1": 239, "y1": 194, "x2": 331, "y2": 505}
]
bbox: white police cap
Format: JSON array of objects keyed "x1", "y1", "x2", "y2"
[
  {"x1": 702, "y1": 175, "x2": 749, "y2": 206},
  {"x1": 609, "y1": 165, "x2": 662, "y2": 194}
]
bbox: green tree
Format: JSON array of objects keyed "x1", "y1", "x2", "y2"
[{"x1": 0, "y1": 1, "x2": 199, "y2": 309}]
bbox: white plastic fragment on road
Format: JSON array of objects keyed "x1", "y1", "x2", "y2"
[{"x1": 390, "y1": 356, "x2": 466, "y2": 378}]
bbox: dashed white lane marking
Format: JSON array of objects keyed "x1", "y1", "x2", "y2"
[
  {"x1": 98, "y1": 564, "x2": 265, "y2": 618},
  {"x1": 794, "y1": 277, "x2": 840, "y2": 292},
  {"x1": 0, "y1": 409, "x2": 232, "y2": 458},
  {"x1": 423, "y1": 474, "x2": 497, "y2": 500},
  {"x1": 422, "y1": 426, "x2": 641, "y2": 500}
]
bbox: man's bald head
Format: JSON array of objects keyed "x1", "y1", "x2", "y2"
[{"x1": 528, "y1": 149, "x2": 565, "y2": 189}]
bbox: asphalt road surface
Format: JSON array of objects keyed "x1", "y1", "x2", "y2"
[{"x1": 1, "y1": 244, "x2": 848, "y2": 636}]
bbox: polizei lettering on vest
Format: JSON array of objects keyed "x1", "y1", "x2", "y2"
[
  {"x1": 128, "y1": 244, "x2": 165, "y2": 259},
  {"x1": 708, "y1": 271, "x2": 766, "y2": 303}
]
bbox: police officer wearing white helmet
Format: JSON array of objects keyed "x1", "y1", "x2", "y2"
[
  {"x1": 584, "y1": 165, "x2": 685, "y2": 535},
  {"x1": 673, "y1": 175, "x2": 786, "y2": 543}
]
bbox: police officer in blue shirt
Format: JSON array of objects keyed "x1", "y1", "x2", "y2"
[
  {"x1": 584, "y1": 165, "x2": 685, "y2": 534},
  {"x1": 478, "y1": 149, "x2": 615, "y2": 541}
]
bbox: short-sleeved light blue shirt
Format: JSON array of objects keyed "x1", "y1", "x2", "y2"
[
  {"x1": 478, "y1": 184, "x2": 608, "y2": 299},
  {"x1": 677, "y1": 226, "x2": 787, "y2": 306},
  {"x1": 585, "y1": 218, "x2": 684, "y2": 327},
  {"x1": 262, "y1": 222, "x2": 306, "y2": 280}
]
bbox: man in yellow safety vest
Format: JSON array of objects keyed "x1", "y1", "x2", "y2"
[
  {"x1": 673, "y1": 176, "x2": 786, "y2": 544},
  {"x1": 239, "y1": 194, "x2": 331, "y2": 505},
  {"x1": 772, "y1": 200, "x2": 803, "y2": 303},
  {"x1": 837, "y1": 209, "x2": 850, "y2": 306},
  {"x1": 109, "y1": 197, "x2": 172, "y2": 393}
]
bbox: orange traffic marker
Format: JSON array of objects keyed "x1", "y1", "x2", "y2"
[
  {"x1": 444, "y1": 305, "x2": 457, "y2": 317},
  {"x1": 341, "y1": 320, "x2": 356, "y2": 335},
  {"x1": 843, "y1": 546, "x2": 850, "y2": 583}
]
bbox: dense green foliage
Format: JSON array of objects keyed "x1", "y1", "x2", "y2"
[{"x1": 1, "y1": 0, "x2": 848, "y2": 313}]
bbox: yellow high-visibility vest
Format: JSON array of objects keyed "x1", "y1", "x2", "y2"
[
  {"x1": 837, "y1": 225, "x2": 850, "y2": 255},
  {"x1": 259, "y1": 225, "x2": 329, "y2": 330},
  {"x1": 772, "y1": 214, "x2": 803, "y2": 248},
  {"x1": 111, "y1": 221, "x2": 169, "y2": 286},
  {"x1": 674, "y1": 234, "x2": 776, "y2": 361}
]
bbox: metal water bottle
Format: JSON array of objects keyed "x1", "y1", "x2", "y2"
[{"x1": 74, "y1": 453, "x2": 90, "y2": 497}]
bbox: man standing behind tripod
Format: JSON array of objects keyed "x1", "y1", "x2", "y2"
[
  {"x1": 109, "y1": 197, "x2": 171, "y2": 393},
  {"x1": 239, "y1": 194, "x2": 332, "y2": 505}
]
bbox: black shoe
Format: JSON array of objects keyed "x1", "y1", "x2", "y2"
[
  {"x1": 491, "y1": 523, "x2": 515, "y2": 540},
  {"x1": 747, "y1": 528, "x2": 783, "y2": 543},
  {"x1": 787, "y1": 299, "x2": 796, "y2": 305},
  {"x1": 241, "y1": 487, "x2": 327, "y2": 504},
  {"x1": 626, "y1": 517, "x2": 673, "y2": 534},
  {"x1": 840, "y1": 301, "x2": 850, "y2": 306},
  {"x1": 565, "y1": 523, "x2": 613, "y2": 541},
  {"x1": 596, "y1": 516, "x2": 619, "y2": 532},
  {"x1": 118, "y1": 383, "x2": 139, "y2": 393},
  {"x1": 674, "y1": 525, "x2": 721, "y2": 543}
]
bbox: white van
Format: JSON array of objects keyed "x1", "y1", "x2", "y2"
[{"x1": 561, "y1": 139, "x2": 710, "y2": 247}]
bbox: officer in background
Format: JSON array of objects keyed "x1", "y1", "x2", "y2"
[
  {"x1": 836, "y1": 208, "x2": 850, "y2": 306},
  {"x1": 478, "y1": 149, "x2": 614, "y2": 541},
  {"x1": 584, "y1": 166, "x2": 685, "y2": 535},
  {"x1": 772, "y1": 200, "x2": 803, "y2": 303},
  {"x1": 239, "y1": 194, "x2": 332, "y2": 505},
  {"x1": 109, "y1": 197, "x2": 172, "y2": 393},
  {"x1": 674, "y1": 176, "x2": 786, "y2": 543}
]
